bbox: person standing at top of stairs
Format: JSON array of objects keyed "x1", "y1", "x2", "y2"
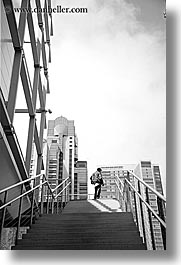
[{"x1": 90, "y1": 168, "x2": 104, "y2": 199}]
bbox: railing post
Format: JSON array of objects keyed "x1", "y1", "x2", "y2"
[
  {"x1": 157, "y1": 197, "x2": 166, "y2": 250},
  {"x1": 125, "y1": 172, "x2": 131, "y2": 212},
  {"x1": 40, "y1": 179, "x2": 44, "y2": 215},
  {"x1": 145, "y1": 187, "x2": 156, "y2": 250},
  {"x1": 16, "y1": 186, "x2": 23, "y2": 245},
  {"x1": 52, "y1": 196, "x2": 54, "y2": 214},
  {"x1": 133, "y1": 190, "x2": 139, "y2": 226},
  {"x1": 29, "y1": 179, "x2": 36, "y2": 226},
  {"x1": 56, "y1": 197, "x2": 59, "y2": 214},
  {"x1": 137, "y1": 181, "x2": 147, "y2": 245},
  {"x1": 46, "y1": 188, "x2": 49, "y2": 214},
  {"x1": 0, "y1": 191, "x2": 8, "y2": 235}
]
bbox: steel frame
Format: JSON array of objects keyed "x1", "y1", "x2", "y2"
[{"x1": 1, "y1": 0, "x2": 53, "y2": 188}]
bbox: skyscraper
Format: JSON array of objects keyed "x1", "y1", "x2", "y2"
[
  {"x1": 74, "y1": 161, "x2": 88, "y2": 200},
  {"x1": 46, "y1": 116, "x2": 87, "y2": 200},
  {"x1": 134, "y1": 161, "x2": 165, "y2": 250}
]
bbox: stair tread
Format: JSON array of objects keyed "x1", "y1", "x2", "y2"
[{"x1": 12, "y1": 200, "x2": 146, "y2": 250}]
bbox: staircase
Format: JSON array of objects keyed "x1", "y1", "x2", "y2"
[{"x1": 12, "y1": 200, "x2": 146, "y2": 250}]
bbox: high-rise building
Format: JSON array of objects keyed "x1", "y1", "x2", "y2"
[
  {"x1": 74, "y1": 161, "x2": 88, "y2": 200},
  {"x1": 134, "y1": 161, "x2": 165, "y2": 250},
  {"x1": 99, "y1": 165, "x2": 135, "y2": 199},
  {"x1": 46, "y1": 116, "x2": 87, "y2": 200}
]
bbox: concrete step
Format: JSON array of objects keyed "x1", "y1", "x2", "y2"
[
  {"x1": 22, "y1": 230, "x2": 141, "y2": 238},
  {"x1": 13, "y1": 243, "x2": 146, "y2": 250},
  {"x1": 12, "y1": 200, "x2": 146, "y2": 250},
  {"x1": 16, "y1": 236, "x2": 143, "y2": 244}
]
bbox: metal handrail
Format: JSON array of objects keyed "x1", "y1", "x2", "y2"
[
  {"x1": 115, "y1": 180, "x2": 124, "y2": 196},
  {"x1": 55, "y1": 181, "x2": 71, "y2": 199},
  {"x1": 0, "y1": 173, "x2": 72, "y2": 241},
  {"x1": 115, "y1": 170, "x2": 166, "y2": 250},
  {"x1": 0, "y1": 173, "x2": 43, "y2": 195},
  {"x1": 125, "y1": 178, "x2": 166, "y2": 228},
  {"x1": 115, "y1": 173, "x2": 166, "y2": 224},
  {"x1": 0, "y1": 181, "x2": 47, "y2": 210},
  {"x1": 127, "y1": 170, "x2": 166, "y2": 202},
  {"x1": 52, "y1": 176, "x2": 70, "y2": 192}
]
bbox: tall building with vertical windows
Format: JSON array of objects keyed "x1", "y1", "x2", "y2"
[
  {"x1": 99, "y1": 165, "x2": 135, "y2": 199},
  {"x1": 46, "y1": 116, "x2": 87, "y2": 200},
  {"x1": 74, "y1": 161, "x2": 88, "y2": 200},
  {"x1": 134, "y1": 161, "x2": 165, "y2": 250}
]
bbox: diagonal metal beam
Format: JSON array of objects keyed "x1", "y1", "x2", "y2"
[
  {"x1": 35, "y1": 0, "x2": 43, "y2": 26},
  {"x1": 34, "y1": 123, "x2": 41, "y2": 155},
  {"x1": 7, "y1": 51, "x2": 22, "y2": 123},
  {"x1": 27, "y1": 4, "x2": 39, "y2": 65},
  {"x1": 20, "y1": 57, "x2": 35, "y2": 117},
  {"x1": 18, "y1": 0, "x2": 29, "y2": 46},
  {"x1": 2, "y1": 0, "x2": 21, "y2": 48}
]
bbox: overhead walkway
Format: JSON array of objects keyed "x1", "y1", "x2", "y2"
[{"x1": 12, "y1": 200, "x2": 146, "y2": 250}]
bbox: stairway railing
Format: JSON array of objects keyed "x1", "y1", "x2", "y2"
[
  {"x1": 0, "y1": 174, "x2": 71, "y2": 244},
  {"x1": 115, "y1": 170, "x2": 166, "y2": 250}
]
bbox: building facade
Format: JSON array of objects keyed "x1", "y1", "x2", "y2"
[
  {"x1": 74, "y1": 161, "x2": 88, "y2": 200},
  {"x1": 134, "y1": 161, "x2": 165, "y2": 250},
  {"x1": 99, "y1": 165, "x2": 135, "y2": 199}
]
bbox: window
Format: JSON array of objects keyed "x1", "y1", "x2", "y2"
[{"x1": 52, "y1": 140, "x2": 57, "y2": 143}]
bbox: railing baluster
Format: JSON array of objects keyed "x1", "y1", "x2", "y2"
[
  {"x1": 0, "y1": 190, "x2": 8, "y2": 235},
  {"x1": 30, "y1": 179, "x2": 36, "y2": 226},
  {"x1": 157, "y1": 197, "x2": 166, "y2": 249},
  {"x1": 137, "y1": 181, "x2": 147, "y2": 245},
  {"x1": 133, "y1": 190, "x2": 138, "y2": 226},
  {"x1": 16, "y1": 185, "x2": 23, "y2": 245},
  {"x1": 52, "y1": 196, "x2": 54, "y2": 214},
  {"x1": 46, "y1": 188, "x2": 49, "y2": 214},
  {"x1": 40, "y1": 180, "x2": 44, "y2": 215},
  {"x1": 145, "y1": 187, "x2": 156, "y2": 250}
]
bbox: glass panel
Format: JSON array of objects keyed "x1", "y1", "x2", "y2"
[{"x1": 0, "y1": 1, "x2": 14, "y2": 100}]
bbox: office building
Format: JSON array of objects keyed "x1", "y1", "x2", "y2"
[
  {"x1": 46, "y1": 116, "x2": 87, "y2": 200},
  {"x1": 99, "y1": 164, "x2": 135, "y2": 199},
  {"x1": 134, "y1": 161, "x2": 165, "y2": 250},
  {"x1": 74, "y1": 161, "x2": 88, "y2": 200}
]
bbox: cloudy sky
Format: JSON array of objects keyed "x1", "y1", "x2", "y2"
[
  {"x1": 13, "y1": 0, "x2": 166, "y2": 194},
  {"x1": 45, "y1": 0, "x2": 166, "y2": 192}
]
